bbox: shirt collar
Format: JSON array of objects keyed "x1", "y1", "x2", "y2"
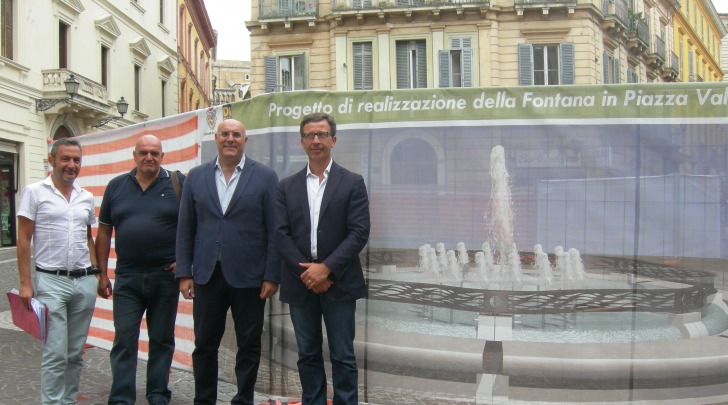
[
  {"x1": 306, "y1": 159, "x2": 333, "y2": 178},
  {"x1": 129, "y1": 167, "x2": 168, "y2": 179},
  {"x1": 43, "y1": 174, "x2": 82, "y2": 193},
  {"x1": 215, "y1": 155, "x2": 246, "y2": 172}
]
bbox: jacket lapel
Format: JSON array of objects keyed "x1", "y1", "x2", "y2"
[
  {"x1": 205, "y1": 159, "x2": 224, "y2": 215},
  {"x1": 319, "y1": 161, "x2": 341, "y2": 220},
  {"x1": 225, "y1": 158, "x2": 254, "y2": 214},
  {"x1": 295, "y1": 167, "x2": 311, "y2": 232}
]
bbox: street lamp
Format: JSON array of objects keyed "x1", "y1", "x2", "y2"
[
  {"x1": 35, "y1": 74, "x2": 81, "y2": 112},
  {"x1": 92, "y1": 96, "x2": 129, "y2": 128}
]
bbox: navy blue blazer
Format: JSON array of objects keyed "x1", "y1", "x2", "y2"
[
  {"x1": 276, "y1": 161, "x2": 370, "y2": 304},
  {"x1": 175, "y1": 156, "x2": 281, "y2": 288}
]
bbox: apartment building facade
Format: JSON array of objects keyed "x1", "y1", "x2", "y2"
[
  {"x1": 0, "y1": 0, "x2": 178, "y2": 246},
  {"x1": 177, "y1": 0, "x2": 215, "y2": 112},
  {"x1": 247, "y1": 0, "x2": 725, "y2": 96}
]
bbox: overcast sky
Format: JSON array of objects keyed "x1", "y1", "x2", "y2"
[
  {"x1": 203, "y1": 0, "x2": 728, "y2": 61},
  {"x1": 204, "y1": 0, "x2": 251, "y2": 61}
]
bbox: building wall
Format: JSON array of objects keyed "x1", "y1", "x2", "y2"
[
  {"x1": 673, "y1": 0, "x2": 724, "y2": 82},
  {"x1": 0, "y1": 0, "x2": 178, "y2": 191},
  {"x1": 247, "y1": 0, "x2": 726, "y2": 97},
  {"x1": 212, "y1": 60, "x2": 252, "y2": 104},
  {"x1": 177, "y1": 0, "x2": 216, "y2": 112}
]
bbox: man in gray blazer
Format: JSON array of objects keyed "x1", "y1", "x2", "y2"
[{"x1": 176, "y1": 118, "x2": 280, "y2": 405}]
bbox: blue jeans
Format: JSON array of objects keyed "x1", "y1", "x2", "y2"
[
  {"x1": 108, "y1": 271, "x2": 179, "y2": 405},
  {"x1": 289, "y1": 293, "x2": 358, "y2": 405},
  {"x1": 35, "y1": 272, "x2": 98, "y2": 405}
]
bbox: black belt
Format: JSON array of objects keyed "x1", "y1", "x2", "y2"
[{"x1": 36, "y1": 266, "x2": 101, "y2": 278}]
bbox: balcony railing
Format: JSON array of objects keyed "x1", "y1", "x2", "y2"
[
  {"x1": 603, "y1": 0, "x2": 629, "y2": 29},
  {"x1": 632, "y1": 17, "x2": 649, "y2": 49},
  {"x1": 652, "y1": 35, "x2": 665, "y2": 64},
  {"x1": 514, "y1": 0, "x2": 576, "y2": 5},
  {"x1": 332, "y1": 0, "x2": 488, "y2": 10},
  {"x1": 260, "y1": 0, "x2": 317, "y2": 19},
  {"x1": 40, "y1": 69, "x2": 112, "y2": 116}
]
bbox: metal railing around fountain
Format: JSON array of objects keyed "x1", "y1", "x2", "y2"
[{"x1": 365, "y1": 253, "x2": 716, "y2": 315}]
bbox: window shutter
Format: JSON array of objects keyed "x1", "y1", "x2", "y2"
[
  {"x1": 353, "y1": 0, "x2": 362, "y2": 8},
  {"x1": 415, "y1": 40, "x2": 427, "y2": 88},
  {"x1": 627, "y1": 67, "x2": 634, "y2": 83},
  {"x1": 396, "y1": 42, "x2": 410, "y2": 89},
  {"x1": 613, "y1": 57, "x2": 620, "y2": 84},
  {"x1": 300, "y1": 53, "x2": 308, "y2": 90},
  {"x1": 559, "y1": 42, "x2": 574, "y2": 85},
  {"x1": 353, "y1": 42, "x2": 373, "y2": 90},
  {"x1": 462, "y1": 47, "x2": 473, "y2": 87},
  {"x1": 518, "y1": 44, "x2": 533, "y2": 86},
  {"x1": 439, "y1": 50, "x2": 450, "y2": 88},
  {"x1": 264, "y1": 56, "x2": 277, "y2": 93},
  {"x1": 603, "y1": 52, "x2": 610, "y2": 83}
]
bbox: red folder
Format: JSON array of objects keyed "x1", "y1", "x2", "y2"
[{"x1": 6, "y1": 290, "x2": 48, "y2": 342}]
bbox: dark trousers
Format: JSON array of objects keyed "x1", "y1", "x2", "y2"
[
  {"x1": 192, "y1": 264, "x2": 265, "y2": 405},
  {"x1": 289, "y1": 293, "x2": 358, "y2": 405},
  {"x1": 109, "y1": 270, "x2": 179, "y2": 405}
]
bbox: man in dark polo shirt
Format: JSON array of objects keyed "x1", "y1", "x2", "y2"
[{"x1": 96, "y1": 134, "x2": 184, "y2": 405}]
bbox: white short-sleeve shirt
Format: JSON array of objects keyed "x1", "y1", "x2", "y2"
[{"x1": 17, "y1": 176, "x2": 96, "y2": 270}]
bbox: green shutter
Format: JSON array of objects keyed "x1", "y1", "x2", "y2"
[
  {"x1": 559, "y1": 42, "x2": 574, "y2": 85},
  {"x1": 518, "y1": 44, "x2": 533, "y2": 86},
  {"x1": 439, "y1": 50, "x2": 450, "y2": 88},
  {"x1": 264, "y1": 56, "x2": 277, "y2": 93}
]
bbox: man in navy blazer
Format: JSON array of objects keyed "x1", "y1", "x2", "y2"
[
  {"x1": 276, "y1": 113, "x2": 370, "y2": 405},
  {"x1": 176, "y1": 118, "x2": 280, "y2": 405}
]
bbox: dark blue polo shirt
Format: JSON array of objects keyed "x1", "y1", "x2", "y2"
[{"x1": 98, "y1": 168, "x2": 185, "y2": 273}]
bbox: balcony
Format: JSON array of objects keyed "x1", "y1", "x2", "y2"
[
  {"x1": 601, "y1": 0, "x2": 629, "y2": 38},
  {"x1": 331, "y1": 0, "x2": 489, "y2": 22},
  {"x1": 259, "y1": 0, "x2": 317, "y2": 19},
  {"x1": 661, "y1": 51, "x2": 679, "y2": 82},
  {"x1": 514, "y1": 0, "x2": 576, "y2": 17},
  {"x1": 39, "y1": 69, "x2": 115, "y2": 120},
  {"x1": 626, "y1": 17, "x2": 649, "y2": 54},
  {"x1": 646, "y1": 35, "x2": 665, "y2": 68}
]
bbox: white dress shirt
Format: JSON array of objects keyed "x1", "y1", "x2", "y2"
[
  {"x1": 16, "y1": 176, "x2": 96, "y2": 270},
  {"x1": 307, "y1": 160, "x2": 332, "y2": 259},
  {"x1": 215, "y1": 155, "x2": 245, "y2": 214}
]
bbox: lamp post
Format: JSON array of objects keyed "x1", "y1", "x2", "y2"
[
  {"x1": 35, "y1": 74, "x2": 81, "y2": 112},
  {"x1": 92, "y1": 96, "x2": 129, "y2": 128}
]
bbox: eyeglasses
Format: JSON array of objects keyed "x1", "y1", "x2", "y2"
[
  {"x1": 218, "y1": 131, "x2": 244, "y2": 139},
  {"x1": 302, "y1": 132, "x2": 331, "y2": 140}
]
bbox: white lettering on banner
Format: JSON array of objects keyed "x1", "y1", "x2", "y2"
[
  {"x1": 357, "y1": 95, "x2": 467, "y2": 113},
  {"x1": 522, "y1": 92, "x2": 595, "y2": 108},
  {"x1": 268, "y1": 102, "x2": 334, "y2": 119},
  {"x1": 623, "y1": 90, "x2": 688, "y2": 106},
  {"x1": 696, "y1": 88, "x2": 728, "y2": 106}
]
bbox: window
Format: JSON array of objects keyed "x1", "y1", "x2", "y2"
[
  {"x1": 101, "y1": 46, "x2": 109, "y2": 86},
  {"x1": 627, "y1": 67, "x2": 638, "y2": 83},
  {"x1": 439, "y1": 37, "x2": 473, "y2": 88},
  {"x1": 518, "y1": 43, "x2": 574, "y2": 86},
  {"x1": 159, "y1": 0, "x2": 164, "y2": 25},
  {"x1": 353, "y1": 42, "x2": 373, "y2": 90},
  {"x1": 134, "y1": 64, "x2": 141, "y2": 111},
  {"x1": 602, "y1": 52, "x2": 620, "y2": 83},
  {"x1": 396, "y1": 39, "x2": 427, "y2": 89},
  {"x1": 1, "y1": 0, "x2": 12, "y2": 59},
  {"x1": 264, "y1": 54, "x2": 307, "y2": 92},
  {"x1": 59, "y1": 21, "x2": 69, "y2": 68},
  {"x1": 161, "y1": 80, "x2": 166, "y2": 117},
  {"x1": 688, "y1": 49, "x2": 694, "y2": 81},
  {"x1": 353, "y1": 0, "x2": 372, "y2": 8},
  {"x1": 390, "y1": 138, "x2": 437, "y2": 185}
]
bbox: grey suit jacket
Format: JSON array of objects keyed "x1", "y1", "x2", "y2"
[{"x1": 175, "y1": 156, "x2": 280, "y2": 287}]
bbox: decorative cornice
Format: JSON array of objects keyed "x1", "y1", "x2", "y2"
[
  {"x1": 95, "y1": 15, "x2": 121, "y2": 39},
  {"x1": 54, "y1": 0, "x2": 85, "y2": 15},
  {"x1": 158, "y1": 56, "x2": 176, "y2": 76},
  {"x1": 130, "y1": 37, "x2": 152, "y2": 60}
]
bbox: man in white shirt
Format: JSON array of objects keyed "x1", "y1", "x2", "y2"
[{"x1": 16, "y1": 137, "x2": 100, "y2": 405}]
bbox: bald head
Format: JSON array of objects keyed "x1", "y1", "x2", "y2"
[{"x1": 133, "y1": 134, "x2": 164, "y2": 179}]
